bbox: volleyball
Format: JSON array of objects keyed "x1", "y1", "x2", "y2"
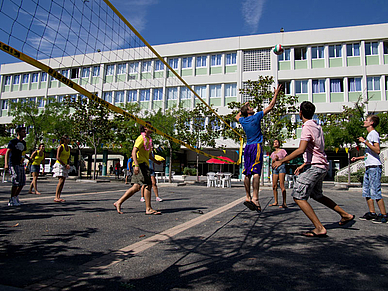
[{"x1": 273, "y1": 44, "x2": 284, "y2": 55}]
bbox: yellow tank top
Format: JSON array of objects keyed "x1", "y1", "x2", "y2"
[
  {"x1": 55, "y1": 144, "x2": 70, "y2": 165},
  {"x1": 32, "y1": 150, "x2": 44, "y2": 165}
]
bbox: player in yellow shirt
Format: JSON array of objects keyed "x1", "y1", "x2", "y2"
[{"x1": 114, "y1": 122, "x2": 162, "y2": 215}]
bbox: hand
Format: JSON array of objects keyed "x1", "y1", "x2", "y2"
[
  {"x1": 4, "y1": 164, "x2": 8, "y2": 170},
  {"x1": 358, "y1": 137, "x2": 365, "y2": 143},
  {"x1": 134, "y1": 167, "x2": 139, "y2": 175},
  {"x1": 351, "y1": 157, "x2": 357, "y2": 162},
  {"x1": 65, "y1": 164, "x2": 71, "y2": 170},
  {"x1": 273, "y1": 160, "x2": 282, "y2": 169},
  {"x1": 274, "y1": 84, "x2": 282, "y2": 96},
  {"x1": 294, "y1": 165, "x2": 304, "y2": 175}
]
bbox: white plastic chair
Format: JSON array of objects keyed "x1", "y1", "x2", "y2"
[
  {"x1": 221, "y1": 173, "x2": 232, "y2": 188},
  {"x1": 207, "y1": 172, "x2": 216, "y2": 187}
]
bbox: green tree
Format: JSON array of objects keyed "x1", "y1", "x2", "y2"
[
  {"x1": 66, "y1": 96, "x2": 113, "y2": 179},
  {"x1": 175, "y1": 103, "x2": 222, "y2": 179}
]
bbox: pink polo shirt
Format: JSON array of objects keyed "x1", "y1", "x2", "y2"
[{"x1": 300, "y1": 119, "x2": 329, "y2": 170}]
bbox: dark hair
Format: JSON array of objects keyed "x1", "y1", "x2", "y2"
[
  {"x1": 300, "y1": 101, "x2": 315, "y2": 120},
  {"x1": 16, "y1": 126, "x2": 26, "y2": 134},
  {"x1": 60, "y1": 135, "x2": 69, "y2": 144},
  {"x1": 240, "y1": 104, "x2": 250, "y2": 117},
  {"x1": 140, "y1": 121, "x2": 152, "y2": 133},
  {"x1": 273, "y1": 139, "x2": 282, "y2": 146},
  {"x1": 368, "y1": 115, "x2": 380, "y2": 128},
  {"x1": 38, "y1": 143, "x2": 45, "y2": 149}
]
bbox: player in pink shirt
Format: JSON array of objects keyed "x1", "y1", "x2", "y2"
[
  {"x1": 270, "y1": 139, "x2": 288, "y2": 208},
  {"x1": 273, "y1": 101, "x2": 354, "y2": 237}
]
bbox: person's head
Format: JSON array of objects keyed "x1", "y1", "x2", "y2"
[
  {"x1": 240, "y1": 103, "x2": 254, "y2": 117},
  {"x1": 60, "y1": 135, "x2": 70, "y2": 144},
  {"x1": 140, "y1": 121, "x2": 153, "y2": 134},
  {"x1": 364, "y1": 115, "x2": 379, "y2": 129},
  {"x1": 273, "y1": 139, "x2": 281, "y2": 148},
  {"x1": 38, "y1": 143, "x2": 45, "y2": 150},
  {"x1": 16, "y1": 126, "x2": 26, "y2": 138},
  {"x1": 299, "y1": 101, "x2": 315, "y2": 120}
]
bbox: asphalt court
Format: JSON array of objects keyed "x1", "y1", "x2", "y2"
[{"x1": 1, "y1": 178, "x2": 387, "y2": 290}]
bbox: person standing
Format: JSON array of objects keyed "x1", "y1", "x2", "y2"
[
  {"x1": 5, "y1": 127, "x2": 29, "y2": 206},
  {"x1": 270, "y1": 139, "x2": 287, "y2": 208},
  {"x1": 235, "y1": 84, "x2": 282, "y2": 212},
  {"x1": 140, "y1": 156, "x2": 163, "y2": 202},
  {"x1": 351, "y1": 115, "x2": 387, "y2": 224},
  {"x1": 52, "y1": 135, "x2": 71, "y2": 203},
  {"x1": 274, "y1": 101, "x2": 354, "y2": 237},
  {"x1": 114, "y1": 122, "x2": 161, "y2": 215},
  {"x1": 28, "y1": 143, "x2": 45, "y2": 195}
]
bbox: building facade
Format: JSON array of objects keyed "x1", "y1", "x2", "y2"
[{"x1": 1, "y1": 23, "x2": 388, "y2": 176}]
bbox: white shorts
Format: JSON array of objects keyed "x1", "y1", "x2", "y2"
[{"x1": 53, "y1": 163, "x2": 69, "y2": 178}]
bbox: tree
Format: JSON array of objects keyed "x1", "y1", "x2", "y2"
[
  {"x1": 66, "y1": 96, "x2": 113, "y2": 179},
  {"x1": 175, "y1": 102, "x2": 222, "y2": 180}
]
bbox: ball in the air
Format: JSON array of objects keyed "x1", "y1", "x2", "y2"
[{"x1": 273, "y1": 44, "x2": 284, "y2": 55}]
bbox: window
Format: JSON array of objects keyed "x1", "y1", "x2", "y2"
[
  {"x1": 71, "y1": 68, "x2": 79, "y2": 79},
  {"x1": 226, "y1": 53, "x2": 237, "y2": 65},
  {"x1": 211, "y1": 54, "x2": 222, "y2": 66},
  {"x1": 295, "y1": 80, "x2": 308, "y2": 94},
  {"x1": 243, "y1": 49, "x2": 271, "y2": 71},
  {"x1": 129, "y1": 62, "x2": 139, "y2": 74},
  {"x1": 104, "y1": 91, "x2": 112, "y2": 103},
  {"x1": 61, "y1": 69, "x2": 68, "y2": 77},
  {"x1": 180, "y1": 87, "x2": 192, "y2": 99},
  {"x1": 278, "y1": 49, "x2": 290, "y2": 61},
  {"x1": 295, "y1": 47, "x2": 307, "y2": 60},
  {"x1": 37, "y1": 97, "x2": 44, "y2": 108},
  {"x1": 367, "y1": 77, "x2": 380, "y2": 91},
  {"x1": 153, "y1": 88, "x2": 163, "y2": 101},
  {"x1": 115, "y1": 91, "x2": 124, "y2": 103},
  {"x1": 348, "y1": 78, "x2": 361, "y2": 92},
  {"x1": 365, "y1": 42, "x2": 378, "y2": 56},
  {"x1": 182, "y1": 57, "x2": 192, "y2": 68},
  {"x1": 22, "y1": 74, "x2": 29, "y2": 84},
  {"x1": 32, "y1": 73, "x2": 39, "y2": 83},
  {"x1": 384, "y1": 41, "x2": 388, "y2": 55},
  {"x1": 209, "y1": 84, "x2": 221, "y2": 98},
  {"x1": 329, "y1": 45, "x2": 342, "y2": 58},
  {"x1": 196, "y1": 56, "x2": 207, "y2": 68},
  {"x1": 13, "y1": 75, "x2": 20, "y2": 85},
  {"x1": 58, "y1": 95, "x2": 64, "y2": 103},
  {"x1": 311, "y1": 46, "x2": 324, "y2": 59},
  {"x1": 81, "y1": 67, "x2": 90, "y2": 78},
  {"x1": 105, "y1": 65, "x2": 114, "y2": 76},
  {"x1": 330, "y1": 79, "x2": 343, "y2": 92},
  {"x1": 279, "y1": 81, "x2": 291, "y2": 95},
  {"x1": 155, "y1": 60, "x2": 164, "y2": 71},
  {"x1": 2, "y1": 100, "x2": 8, "y2": 110},
  {"x1": 346, "y1": 43, "x2": 360, "y2": 56},
  {"x1": 117, "y1": 63, "x2": 126, "y2": 75},
  {"x1": 195, "y1": 85, "x2": 206, "y2": 98},
  {"x1": 140, "y1": 89, "x2": 150, "y2": 101},
  {"x1": 167, "y1": 87, "x2": 178, "y2": 100},
  {"x1": 92, "y1": 66, "x2": 100, "y2": 76},
  {"x1": 225, "y1": 83, "x2": 237, "y2": 97},
  {"x1": 41, "y1": 72, "x2": 47, "y2": 81},
  {"x1": 168, "y1": 58, "x2": 179, "y2": 70},
  {"x1": 127, "y1": 90, "x2": 137, "y2": 102},
  {"x1": 4, "y1": 75, "x2": 11, "y2": 85},
  {"x1": 142, "y1": 60, "x2": 152, "y2": 72},
  {"x1": 312, "y1": 79, "x2": 326, "y2": 93}
]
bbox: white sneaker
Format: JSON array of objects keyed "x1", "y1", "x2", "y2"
[
  {"x1": 8, "y1": 197, "x2": 20, "y2": 206},
  {"x1": 8, "y1": 198, "x2": 14, "y2": 206},
  {"x1": 156, "y1": 197, "x2": 163, "y2": 202},
  {"x1": 140, "y1": 197, "x2": 145, "y2": 202}
]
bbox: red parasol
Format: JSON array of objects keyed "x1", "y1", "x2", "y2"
[
  {"x1": 206, "y1": 156, "x2": 235, "y2": 172},
  {"x1": 0, "y1": 148, "x2": 8, "y2": 156}
]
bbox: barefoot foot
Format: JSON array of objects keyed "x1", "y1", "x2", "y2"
[{"x1": 114, "y1": 202, "x2": 123, "y2": 214}]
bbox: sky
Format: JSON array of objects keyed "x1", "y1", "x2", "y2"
[{"x1": 0, "y1": 0, "x2": 388, "y2": 66}]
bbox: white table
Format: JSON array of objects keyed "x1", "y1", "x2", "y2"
[{"x1": 155, "y1": 171, "x2": 166, "y2": 184}]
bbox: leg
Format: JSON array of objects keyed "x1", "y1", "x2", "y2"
[
  {"x1": 144, "y1": 184, "x2": 161, "y2": 214},
  {"x1": 278, "y1": 173, "x2": 287, "y2": 208},
  {"x1": 54, "y1": 177, "x2": 66, "y2": 202},
  {"x1": 376, "y1": 199, "x2": 387, "y2": 215},
  {"x1": 315, "y1": 196, "x2": 354, "y2": 222},
  {"x1": 271, "y1": 174, "x2": 279, "y2": 206},
  {"x1": 251, "y1": 173, "x2": 261, "y2": 209},
  {"x1": 151, "y1": 176, "x2": 162, "y2": 201},
  {"x1": 32, "y1": 172, "x2": 41, "y2": 194},
  {"x1": 366, "y1": 197, "x2": 376, "y2": 213},
  {"x1": 294, "y1": 198, "x2": 326, "y2": 236},
  {"x1": 114, "y1": 184, "x2": 141, "y2": 214},
  {"x1": 244, "y1": 175, "x2": 251, "y2": 201}
]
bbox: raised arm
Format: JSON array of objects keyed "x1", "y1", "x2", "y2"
[{"x1": 263, "y1": 84, "x2": 282, "y2": 115}]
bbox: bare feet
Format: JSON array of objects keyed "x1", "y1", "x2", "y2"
[
  {"x1": 302, "y1": 230, "x2": 327, "y2": 237},
  {"x1": 54, "y1": 199, "x2": 65, "y2": 203},
  {"x1": 270, "y1": 203, "x2": 278, "y2": 207},
  {"x1": 35, "y1": 191, "x2": 41, "y2": 195},
  {"x1": 28, "y1": 191, "x2": 34, "y2": 194},
  {"x1": 279, "y1": 204, "x2": 288, "y2": 209},
  {"x1": 114, "y1": 202, "x2": 123, "y2": 214},
  {"x1": 145, "y1": 209, "x2": 161, "y2": 215}
]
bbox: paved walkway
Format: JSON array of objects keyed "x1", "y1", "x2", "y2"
[{"x1": 0, "y1": 178, "x2": 387, "y2": 290}]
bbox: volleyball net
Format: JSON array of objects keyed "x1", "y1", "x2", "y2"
[{"x1": 0, "y1": 0, "x2": 243, "y2": 164}]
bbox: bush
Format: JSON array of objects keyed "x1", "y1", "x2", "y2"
[
  {"x1": 335, "y1": 169, "x2": 364, "y2": 183},
  {"x1": 183, "y1": 167, "x2": 197, "y2": 176}
]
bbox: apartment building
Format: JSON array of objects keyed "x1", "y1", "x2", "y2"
[{"x1": 1, "y1": 23, "x2": 387, "y2": 176}]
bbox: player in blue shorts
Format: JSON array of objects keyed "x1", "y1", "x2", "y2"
[{"x1": 236, "y1": 84, "x2": 282, "y2": 212}]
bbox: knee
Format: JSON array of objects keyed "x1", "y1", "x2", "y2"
[{"x1": 272, "y1": 185, "x2": 278, "y2": 191}]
